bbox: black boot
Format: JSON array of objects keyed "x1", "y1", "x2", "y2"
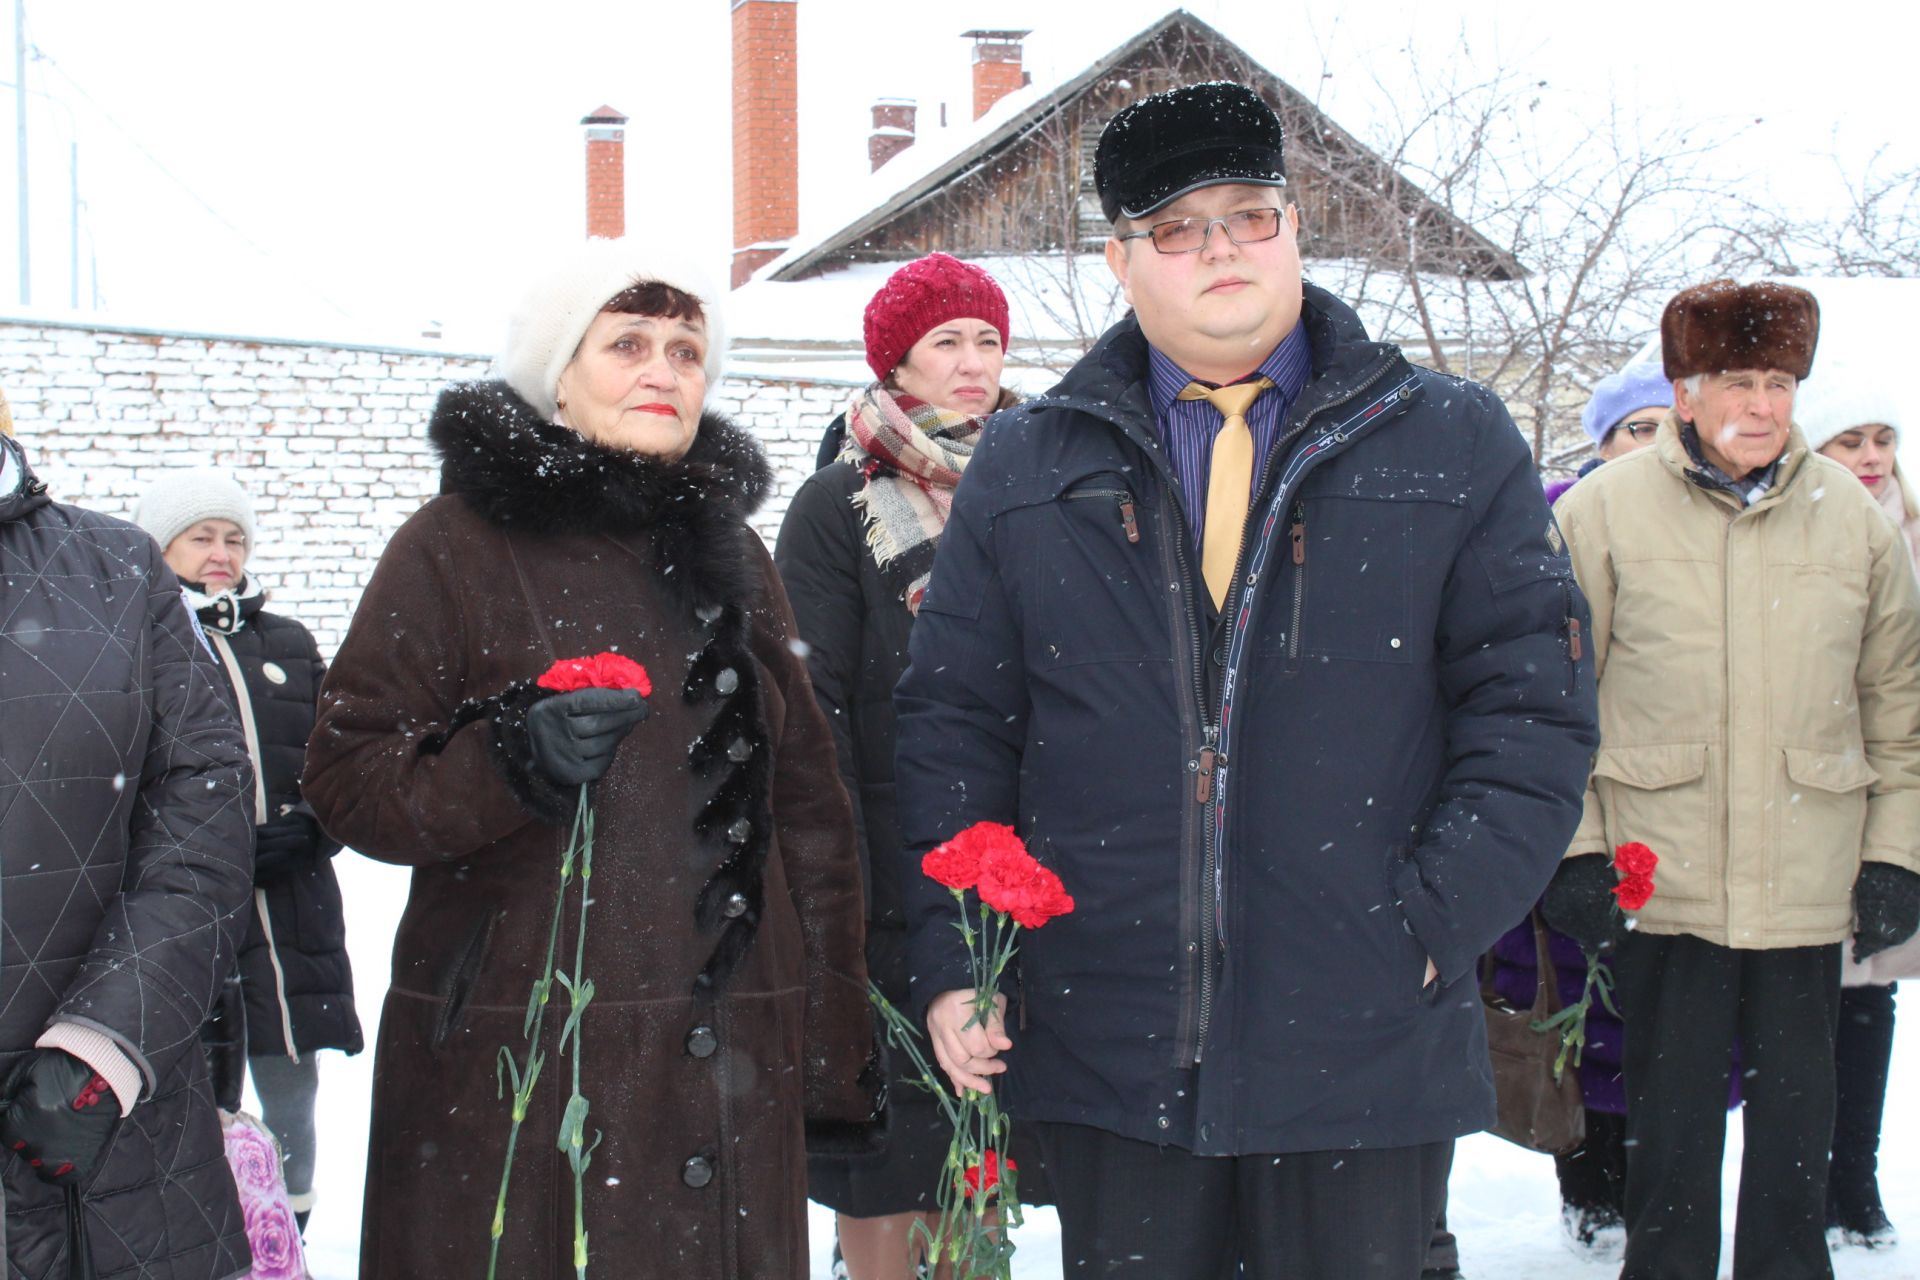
[{"x1": 1829, "y1": 982, "x2": 1897, "y2": 1247}]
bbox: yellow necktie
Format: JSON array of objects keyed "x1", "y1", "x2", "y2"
[{"x1": 1178, "y1": 377, "x2": 1275, "y2": 610}]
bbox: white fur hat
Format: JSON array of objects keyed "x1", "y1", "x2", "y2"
[
  {"x1": 135, "y1": 470, "x2": 257, "y2": 552},
  {"x1": 1795, "y1": 360, "x2": 1901, "y2": 453},
  {"x1": 500, "y1": 238, "x2": 727, "y2": 420}
]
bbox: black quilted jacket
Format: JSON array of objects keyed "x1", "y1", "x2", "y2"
[{"x1": 0, "y1": 435, "x2": 255, "y2": 1280}]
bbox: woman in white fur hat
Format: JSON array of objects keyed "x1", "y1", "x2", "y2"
[
  {"x1": 304, "y1": 239, "x2": 880, "y2": 1278},
  {"x1": 1799, "y1": 366, "x2": 1920, "y2": 1249}
]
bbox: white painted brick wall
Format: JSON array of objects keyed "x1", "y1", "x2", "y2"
[{"x1": 1, "y1": 318, "x2": 857, "y2": 654}]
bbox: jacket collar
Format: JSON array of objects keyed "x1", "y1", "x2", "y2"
[
  {"x1": 1652, "y1": 410, "x2": 1811, "y2": 511},
  {"x1": 1032, "y1": 281, "x2": 1404, "y2": 443},
  {"x1": 185, "y1": 575, "x2": 267, "y2": 635},
  {"x1": 0, "y1": 435, "x2": 50, "y2": 524},
  {"x1": 430, "y1": 379, "x2": 773, "y2": 536}
]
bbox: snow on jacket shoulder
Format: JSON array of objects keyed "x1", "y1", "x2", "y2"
[
  {"x1": 1556, "y1": 415, "x2": 1920, "y2": 949},
  {"x1": 895, "y1": 287, "x2": 1599, "y2": 1157},
  {"x1": 0, "y1": 435, "x2": 255, "y2": 1279}
]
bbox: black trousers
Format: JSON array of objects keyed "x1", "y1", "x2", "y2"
[
  {"x1": 1612, "y1": 932, "x2": 1841, "y2": 1280},
  {"x1": 1829, "y1": 981, "x2": 1896, "y2": 1212},
  {"x1": 1031, "y1": 1121, "x2": 1450, "y2": 1279}
]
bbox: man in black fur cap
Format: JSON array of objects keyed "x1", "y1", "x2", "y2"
[
  {"x1": 1546, "y1": 281, "x2": 1920, "y2": 1279},
  {"x1": 893, "y1": 80, "x2": 1600, "y2": 1276}
]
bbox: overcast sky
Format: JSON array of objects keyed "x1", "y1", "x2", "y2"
[{"x1": 2, "y1": 0, "x2": 1904, "y2": 353}]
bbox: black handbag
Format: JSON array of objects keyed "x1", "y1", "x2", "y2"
[{"x1": 1481, "y1": 910, "x2": 1586, "y2": 1155}]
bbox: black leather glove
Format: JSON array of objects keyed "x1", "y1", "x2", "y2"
[
  {"x1": 1, "y1": 1049, "x2": 122, "y2": 1188},
  {"x1": 1853, "y1": 862, "x2": 1920, "y2": 963},
  {"x1": 253, "y1": 811, "x2": 321, "y2": 882},
  {"x1": 526, "y1": 688, "x2": 650, "y2": 786},
  {"x1": 1540, "y1": 854, "x2": 1621, "y2": 953}
]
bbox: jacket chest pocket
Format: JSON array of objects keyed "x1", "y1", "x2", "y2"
[
  {"x1": 1013, "y1": 472, "x2": 1166, "y2": 667},
  {"x1": 1266, "y1": 494, "x2": 1414, "y2": 664}
]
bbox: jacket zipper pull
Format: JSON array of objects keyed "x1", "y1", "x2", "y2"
[
  {"x1": 1291, "y1": 507, "x2": 1307, "y2": 566},
  {"x1": 1568, "y1": 616, "x2": 1583, "y2": 662},
  {"x1": 1195, "y1": 747, "x2": 1217, "y2": 803},
  {"x1": 1118, "y1": 496, "x2": 1140, "y2": 544}
]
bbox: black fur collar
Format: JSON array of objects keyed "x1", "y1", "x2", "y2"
[{"x1": 429, "y1": 379, "x2": 773, "y2": 537}]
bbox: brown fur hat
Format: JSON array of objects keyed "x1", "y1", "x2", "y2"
[{"x1": 1661, "y1": 280, "x2": 1820, "y2": 382}]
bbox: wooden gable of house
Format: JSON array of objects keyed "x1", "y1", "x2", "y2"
[{"x1": 772, "y1": 12, "x2": 1523, "y2": 283}]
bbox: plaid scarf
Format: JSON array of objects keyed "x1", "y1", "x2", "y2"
[{"x1": 841, "y1": 385, "x2": 993, "y2": 608}]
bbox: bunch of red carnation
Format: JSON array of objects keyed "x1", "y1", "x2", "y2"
[
  {"x1": 923, "y1": 821, "x2": 1075, "y2": 929},
  {"x1": 863, "y1": 820, "x2": 1075, "y2": 1279},
  {"x1": 536, "y1": 652, "x2": 652, "y2": 697},
  {"x1": 1611, "y1": 841, "x2": 1658, "y2": 912}
]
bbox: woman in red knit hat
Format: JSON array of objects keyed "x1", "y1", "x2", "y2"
[{"x1": 776, "y1": 254, "x2": 1050, "y2": 1278}]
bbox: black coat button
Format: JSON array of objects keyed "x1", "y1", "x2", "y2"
[
  {"x1": 714, "y1": 667, "x2": 740, "y2": 696},
  {"x1": 723, "y1": 892, "x2": 749, "y2": 919},
  {"x1": 686, "y1": 1025, "x2": 717, "y2": 1058},
  {"x1": 726, "y1": 737, "x2": 753, "y2": 762},
  {"x1": 726, "y1": 818, "x2": 752, "y2": 845},
  {"x1": 682, "y1": 1155, "x2": 714, "y2": 1188}
]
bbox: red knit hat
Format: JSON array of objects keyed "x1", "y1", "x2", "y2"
[{"x1": 862, "y1": 254, "x2": 1011, "y2": 381}]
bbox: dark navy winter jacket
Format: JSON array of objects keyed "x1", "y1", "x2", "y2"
[{"x1": 895, "y1": 286, "x2": 1600, "y2": 1156}]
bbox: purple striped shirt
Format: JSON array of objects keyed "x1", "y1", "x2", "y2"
[{"x1": 1146, "y1": 323, "x2": 1313, "y2": 552}]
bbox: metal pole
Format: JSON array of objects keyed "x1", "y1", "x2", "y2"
[{"x1": 15, "y1": 0, "x2": 28, "y2": 306}]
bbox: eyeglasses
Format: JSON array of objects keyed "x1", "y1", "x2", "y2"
[
  {"x1": 1117, "y1": 207, "x2": 1284, "y2": 255},
  {"x1": 1616, "y1": 419, "x2": 1663, "y2": 442}
]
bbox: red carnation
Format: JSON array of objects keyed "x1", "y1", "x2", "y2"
[
  {"x1": 537, "y1": 652, "x2": 653, "y2": 697},
  {"x1": 960, "y1": 1150, "x2": 1016, "y2": 1200},
  {"x1": 1613, "y1": 841, "x2": 1659, "y2": 879},
  {"x1": 922, "y1": 821, "x2": 1026, "y2": 892},
  {"x1": 1613, "y1": 873, "x2": 1655, "y2": 912},
  {"x1": 977, "y1": 845, "x2": 1075, "y2": 930}
]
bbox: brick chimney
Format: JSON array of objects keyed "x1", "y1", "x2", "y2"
[
  {"x1": 581, "y1": 106, "x2": 628, "y2": 239},
  {"x1": 732, "y1": 0, "x2": 800, "y2": 289},
  {"x1": 869, "y1": 98, "x2": 917, "y2": 172},
  {"x1": 965, "y1": 29, "x2": 1031, "y2": 121}
]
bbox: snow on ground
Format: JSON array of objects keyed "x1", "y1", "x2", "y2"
[{"x1": 296, "y1": 852, "x2": 1920, "y2": 1279}]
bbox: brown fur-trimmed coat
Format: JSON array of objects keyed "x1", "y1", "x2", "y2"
[{"x1": 304, "y1": 381, "x2": 878, "y2": 1279}]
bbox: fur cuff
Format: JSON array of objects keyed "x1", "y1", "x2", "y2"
[{"x1": 417, "y1": 682, "x2": 573, "y2": 824}]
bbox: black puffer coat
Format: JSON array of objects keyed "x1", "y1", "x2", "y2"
[
  {"x1": 0, "y1": 434, "x2": 255, "y2": 1279},
  {"x1": 195, "y1": 586, "x2": 361, "y2": 1059},
  {"x1": 773, "y1": 460, "x2": 930, "y2": 1006},
  {"x1": 897, "y1": 288, "x2": 1600, "y2": 1156}
]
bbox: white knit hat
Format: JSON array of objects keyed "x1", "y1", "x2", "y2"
[
  {"x1": 134, "y1": 470, "x2": 257, "y2": 552},
  {"x1": 500, "y1": 238, "x2": 727, "y2": 420},
  {"x1": 1795, "y1": 359, "x2": 1901, "y2": 453}
]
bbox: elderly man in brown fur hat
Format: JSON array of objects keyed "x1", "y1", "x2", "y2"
[{"x1": 1545, "y1": 280, "x2": 1920, "y2": 1279}]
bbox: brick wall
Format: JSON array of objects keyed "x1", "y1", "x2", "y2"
[{"x1": 0, "y1": 317, "x2": 856, "y2": 654}]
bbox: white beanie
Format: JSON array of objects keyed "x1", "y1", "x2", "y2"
[
  {"x1": 134, "y1": 470, "x2": 257, "y2": 552},
  {"x1": 1796, "y1": 359, "x2": 1901, "y2": 453},
  {"x1": 500, "y1": 238, "x2": 728, "y2": 420}
]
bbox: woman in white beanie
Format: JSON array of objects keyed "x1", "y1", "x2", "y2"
[
  {"x1": 134, "y1": 470, "x2": 364, "y2": 1242},
  {"x1": 304, "y1": 238, "x2": 879, "y2": 1278},
  {"x1": 1800, "y1": 365, "x2": 1919, "y2": 1249}
]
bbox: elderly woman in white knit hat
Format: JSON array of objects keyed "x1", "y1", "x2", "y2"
[
  {"x1": 1799, "y1": 364, "x2": 1920, "y2": 1249},
  {"x1": 304, "y1": 238, "x2": 879, "y2": 1279},
  {"x1": 134, "y1": 470, "x2": 365, "y2": 1241}
]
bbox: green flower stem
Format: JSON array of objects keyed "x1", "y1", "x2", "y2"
[
  {"x1": 486, "y1": 790, "x2": 586, "y2": 1279},
  {"x1": 558, "y1": 786, "x2": 599, "y2": 1279}
]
